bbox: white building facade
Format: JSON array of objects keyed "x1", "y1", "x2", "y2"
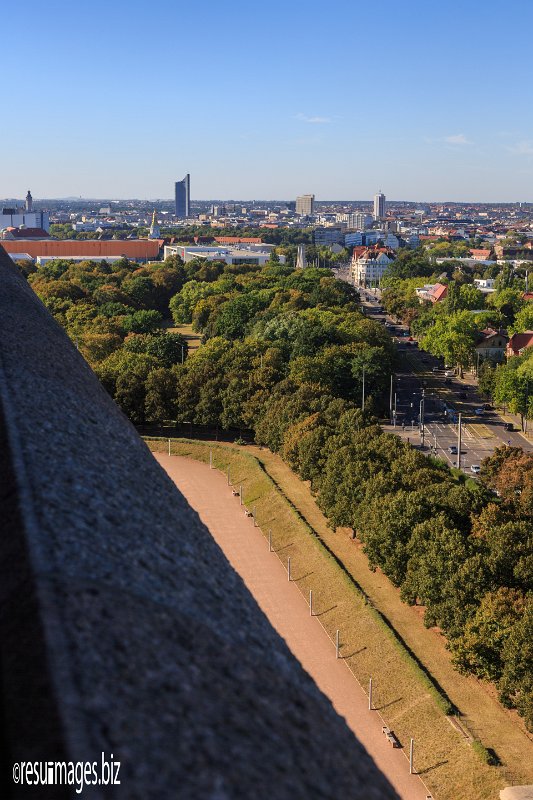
[{"x1": 351, "y1": 247, "x2": 395, "y2": 286}]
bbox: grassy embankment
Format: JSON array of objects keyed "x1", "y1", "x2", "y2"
[{"x1": 145, "y1": 437, "x2": 531, "y2": 800}]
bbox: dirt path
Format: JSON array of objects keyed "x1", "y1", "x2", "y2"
[
  {"x1": 156, "y1": 453, "x2": 431, "y2": 800},
  {"x1": 244, "y1": 445, "x2": 533, "y2": 786}
]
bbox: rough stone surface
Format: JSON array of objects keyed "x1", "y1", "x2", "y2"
[{"x1": 0, "y1": 246, "x2": 398, "y2": 799}]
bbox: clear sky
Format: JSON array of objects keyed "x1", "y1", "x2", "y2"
[{"x1": 4, "y1": 0, "x2": 533, "y2": 201}]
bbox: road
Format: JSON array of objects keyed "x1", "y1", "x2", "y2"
[
  {"x1": 157, "y1": 453, "x2": 432, "y2": 800},
  {"x1": 332, "y1": 267, "x2": 531, "y2": 472}
]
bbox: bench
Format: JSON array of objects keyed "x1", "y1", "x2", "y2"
[
  {"x1": 381, "y1": 726, "x2": 400, "y2": 748},
  {"x1": 231, "y1": 489, "x2": 240, "y2": 496},
  {"x1": 244, "y1": 510, "x2": 254, "y2": 518}
]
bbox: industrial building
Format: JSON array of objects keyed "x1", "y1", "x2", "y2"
[{"x1": 164, "y1": 243, "x2": 283, "y2": 266}]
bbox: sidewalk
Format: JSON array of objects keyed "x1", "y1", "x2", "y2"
[{"x1": 157, "y1": 453, "x2": 431, "y2": 800}]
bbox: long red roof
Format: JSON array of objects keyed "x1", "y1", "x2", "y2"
[{"x1": 0, "y1": 239, "x2": 163, "y2": 259}]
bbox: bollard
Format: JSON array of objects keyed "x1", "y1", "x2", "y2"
[
  {"x1": 168, "y1": 438, "x2": 171, "y2": 456},
  {"x1": 209, "y1": 449, "x2": 213, "y2": 469},
  {"x1": 309, "y1": 589, "x2": 313, "y2": 616},
  {"x1": 240, "y1": 484, "x2": 243, "y2": 506},
  {"x1": 287, "y1": 557, "x2": 291, "y2": 581},
  {"x1": 335, "y1": 629, "x2": 340, "y2": 659},
  {"x1": 268, "y1": 528, "x2": 272, "y2": 552},
  {"x1": 368, "y1": 677, "x2": 373, "y2": 710},
  {"x1": 409, "y1": 738, "x2": 414, "y2": 774}
]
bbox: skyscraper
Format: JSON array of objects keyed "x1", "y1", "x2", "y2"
[
  {"x1": 175, "y1": 174, "x2": 190, "y2": 218},
  {"x1": 296, "y1": 194, "x2": 315, "y2": 216},
  {"x1": 373, "y1": 192, "x2": 386, "y2": 221},
  {"x1": 25, "y1": 190, "x2": 33, "y2": 212}
]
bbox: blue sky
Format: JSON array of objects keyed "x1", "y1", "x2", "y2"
[{"x1": 4, "y1": 0, "x2": 533, "y2": 201}]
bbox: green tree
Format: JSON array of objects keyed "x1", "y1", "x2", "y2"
[
  {"x1": 121, "y1": 310, "x2": 163, "y2": 334},
  {"x1": 144, "y1": 368, "x2": 178, "y2": 423},
  {"x1": 421, "y1": 310, "x2": 480, "y2": 375}
]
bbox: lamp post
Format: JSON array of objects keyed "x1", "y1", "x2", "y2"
[{"x1": 419, "y1": 390, "x2": 425, "y2": 448}]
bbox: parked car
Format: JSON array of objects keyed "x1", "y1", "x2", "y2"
[
  {"x1": 503, "y1": 422, "x2": 514, "y2": 432},
  {"x1": 444, "y1": 370, "x2": 455, "y2": 377},
  {"x1": 474, "y1": 408, "x2": 485, "y2": 416},
  {"x1": 470, "y1": 464, "x2": 481, "y2": 474},
  {"x1": 432, "y1": 367, "x2": 439, "y2": 373},
  {"x1": 449, "y1": 445, "x2": 458, "y2": 454}
]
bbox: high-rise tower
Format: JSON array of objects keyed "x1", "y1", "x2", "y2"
[
  {"x1": 175, "y1": 174, "x2": 190, "y2": 219},
  {"x1": 25, "y1": 190, "x2": 33, "y2": 212},
  {"x1": 296, "y1": 194, "x2": 315, "y2": 216},
  {"x1": 373, "y1": 192, "x2": 385, "y2": 221}
]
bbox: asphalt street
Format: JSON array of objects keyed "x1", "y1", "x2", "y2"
[{"x1": 333, "y1": 266, "x2": 531, "y2": 475}]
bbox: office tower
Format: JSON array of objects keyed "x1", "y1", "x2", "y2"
[
  {"x1": 373, "y1": 192, "x2": 385, "y2": 220},
  {"x1": 25, "y1": 190, "x2": 33, "y2": 212},
  {"x1": 175, "y1": 174, "x2": 190, "y2": 218},
  {"x1": 296, "y1": 194, "x2": 315, "y2": 216}
]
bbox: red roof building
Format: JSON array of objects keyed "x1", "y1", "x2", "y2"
[
  {"x1": 1, "y1": 226, "x2": 50, "y2": 239},
  {"x1": 507, "y1": 331, "x2": 533, "y2": 357},
  {"x1": 214, "y1": 236, "x2": 262, "y2": 244},
  {"x1": 470, "y1": 248, "x2": 492, "y2": 260},
  {"x1": 0, "y1": 238, "x2": 163, "y2": 261}
]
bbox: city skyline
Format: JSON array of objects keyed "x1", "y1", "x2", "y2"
[{"x1": 4, "y1": 0, "x2": 533, "y2": 201}]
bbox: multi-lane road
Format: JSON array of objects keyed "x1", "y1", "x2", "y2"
[{"x1": 334, "y1": 267, "x2": 531, "y2": 473}]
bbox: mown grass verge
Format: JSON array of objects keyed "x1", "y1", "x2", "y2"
[{"x1": 145, "y1": 437, "x2": 506, "y2": 800}]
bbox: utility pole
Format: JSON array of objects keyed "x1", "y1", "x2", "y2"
[
  {"x1": 457, "y1": 412, "x2": 462, "y2": 470},
  {"x1": 419, "y1": 390, "x2": 425, "y2": 448}
]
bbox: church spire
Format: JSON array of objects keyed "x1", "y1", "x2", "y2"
[{"x1": 149, "y1": 209, "x2": 160, "y2": 239}]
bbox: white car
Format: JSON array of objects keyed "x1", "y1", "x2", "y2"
[
  {"x1": 470, "y1": 464, "x2": 481, "y2": 474},
  {"x1": 444, "y1": 370, "x2": 455, "y2": 377}
]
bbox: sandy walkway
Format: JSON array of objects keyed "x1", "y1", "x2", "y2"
[{"x1": 156, "y1": 453, "x2": 431, "y2": 800}]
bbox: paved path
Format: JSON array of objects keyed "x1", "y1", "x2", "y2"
[{"x1": 156, "y1": 453, "x2": 431, "y2": 800}]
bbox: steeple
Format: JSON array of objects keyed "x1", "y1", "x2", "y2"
[
  {"x1": 149, "y1": 209, "x2": 160, "y2": 239},
  {"x1": 25, "y1": 190, "x2": 33, "y2": 212}
]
